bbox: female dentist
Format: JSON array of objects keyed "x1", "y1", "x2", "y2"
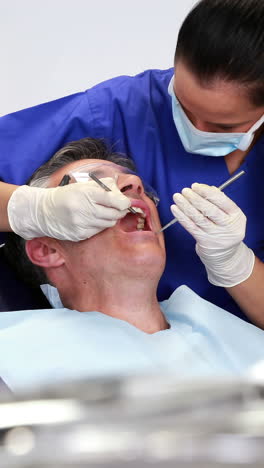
[{"x1": 0, "y1": 0, "x2": 263, "y2": 323}]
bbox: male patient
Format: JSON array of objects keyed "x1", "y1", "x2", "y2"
[{"x1": 1, "y1": 138, "x2": 264, "y2": 392}]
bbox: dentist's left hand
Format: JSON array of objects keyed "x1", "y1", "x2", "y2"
[{"x1": 171, "y1": 183, "x2": 255, "y2": 287}]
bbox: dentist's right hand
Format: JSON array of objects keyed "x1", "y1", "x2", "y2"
[
  {"x1": 7, "y1": 177, "x2": 131, "y2": 241},
  {"x1": 170, "y1": 183, "x2": 255, "y2": 288}
]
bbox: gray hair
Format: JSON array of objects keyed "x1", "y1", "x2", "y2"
[
  {"x1": 4, "y1": 138, "x2": 136, "y2": 288},
  {"x1": 28, "y1": 138, "x2": 136, "y2": 188}
]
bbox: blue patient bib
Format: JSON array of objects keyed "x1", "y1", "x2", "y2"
[{"x1": 0, "y1": 286, "x2": 264, "y2": 392}]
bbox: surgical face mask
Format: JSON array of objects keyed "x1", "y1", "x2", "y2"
[
  {"x1": 168, "y1": 77, "x2": 264, "y2": 157},
  {"x1": 68, "y1": 162, "x2": 160, "y2": 206}
]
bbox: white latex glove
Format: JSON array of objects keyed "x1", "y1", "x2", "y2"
[
  {"x1": 171, "y1": 183, "x2": 255, "y2": 287},
  {"x1": 8, "y1": 177, "x2": 131, "y2": 241}
]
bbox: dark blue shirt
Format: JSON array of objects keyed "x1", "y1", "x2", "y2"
[{"x1": 1, "y1": 68, "x2": 263, "y2": 319}]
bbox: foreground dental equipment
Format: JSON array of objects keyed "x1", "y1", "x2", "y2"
[{"x1": 159, "y1": 170, "x2": 245, "y2": 233}]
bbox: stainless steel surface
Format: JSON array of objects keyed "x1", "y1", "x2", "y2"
[
  {"x1": 1, "y1": 376, "x2": 264, "y2": 467},
  {"x1": 217, "y1": 170, "x2": 245, "y2": 191}
]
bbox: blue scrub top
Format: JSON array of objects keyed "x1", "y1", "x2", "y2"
[{"x1": 0, "y1": 68, "x2": 264, "y2": 320}]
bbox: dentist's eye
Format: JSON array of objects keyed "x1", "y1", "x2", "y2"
[{"x1": 217, "y1": 125, "x2": 236, "y2": 131}]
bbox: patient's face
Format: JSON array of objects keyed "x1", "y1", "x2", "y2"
[{"x1": 46, "y1": 159, "x2": 166, "y2": 281}]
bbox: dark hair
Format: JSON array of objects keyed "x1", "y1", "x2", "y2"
[
  {"x1": 175, "y1": 0, "x2": 264, "y2": 107},
  {"x1": 4, "y1": 138, "x2": 136, "y2": 288}
]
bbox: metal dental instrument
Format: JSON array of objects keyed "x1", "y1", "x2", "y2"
[
  {"x1": 59, "y1": 174, "x2": 71, "y2": 186},
  {"x1": 88, "y1": 172, "x2": 138, "y2": 215},
  {"x1": 158, "y1": 170, "x2": 245, "y2": 234}
]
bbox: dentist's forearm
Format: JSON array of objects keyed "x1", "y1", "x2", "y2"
[
  {"x1": 227, "y1": 256, "x2": 264, "y2": 329},
  {"x1": 0, "y1": 182, "x2": 18, "y2": 231}
]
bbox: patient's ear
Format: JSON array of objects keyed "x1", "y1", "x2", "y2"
[{"x1": 25, "y1": 238, "x2": 65, "y2": 268}]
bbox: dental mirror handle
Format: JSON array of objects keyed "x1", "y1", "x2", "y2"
[{"x1": 158, "y1": 170, "x2": 245, "y2": 234}]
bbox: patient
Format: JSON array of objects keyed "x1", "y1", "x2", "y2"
[{"x1": 1, "y1": 138, "x2": 264, "y2": 392}]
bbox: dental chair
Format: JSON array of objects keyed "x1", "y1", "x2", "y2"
[{"x1": 0, "y1": 245, "x2": 50, "y2": 312}]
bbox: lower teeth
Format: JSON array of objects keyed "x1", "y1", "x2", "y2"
[{"x1": 136, "y1": 217, "x2": 145, "y2": 230}]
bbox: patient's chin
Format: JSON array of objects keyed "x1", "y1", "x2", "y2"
[{"x1": 122, "y1": 248, "x2": 165, "y2": 277}]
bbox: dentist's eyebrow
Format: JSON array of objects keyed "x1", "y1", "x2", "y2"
[
  {"x1": 210, "y1": 120, "x2": 252, "y2": 128},
  {"x1": 174, "y1": 89, "x2": 253, "y2": 128}
]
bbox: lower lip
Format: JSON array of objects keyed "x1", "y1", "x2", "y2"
[{"x1": 118, "y1": 229, "x2": 158, "y2": 238}]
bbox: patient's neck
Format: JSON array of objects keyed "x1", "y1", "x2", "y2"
[{"x1": 57, "y1": 273, "x2": 169, "y2": 334}]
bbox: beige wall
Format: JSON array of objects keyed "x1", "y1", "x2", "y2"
[{"x1": 2, "y1": 0, "x2": 197, "y2": 115}]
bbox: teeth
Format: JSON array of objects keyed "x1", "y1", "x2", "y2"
[
  {"x1": 131, "y1": 207, "x2": 147, "y2": 231},
  {"x1": 137, "y1": 217, "x2": 145, "y2": 230},
  {"x1": 132, "y1": 207, "x2": 146, "y2": 218}
]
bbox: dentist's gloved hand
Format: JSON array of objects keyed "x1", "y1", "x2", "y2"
[
  {"x1": 171, "y1": 183, "x2": 255, "y2": 287},
  {"x1": 8, "y1": 177, "x2": 131, "y2": 241}
]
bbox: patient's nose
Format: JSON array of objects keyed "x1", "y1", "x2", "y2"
[{"x1": 117, "y1": 174, "x2": 144, "y2": 198}]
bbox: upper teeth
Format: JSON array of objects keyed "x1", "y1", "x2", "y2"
[
  {"x1": 131, "y1": 207, "x2": 146, "y2": 230},
  {"x1": 132, "y1": 207, "x2": 146, "y2": 217},
  {"x1": 137, "y1": 218, "x2": 145, "y2": 230}
]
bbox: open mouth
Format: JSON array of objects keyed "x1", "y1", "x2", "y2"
[{"x1": 118, "y1": 206, "x2": 152, "y2": 233}]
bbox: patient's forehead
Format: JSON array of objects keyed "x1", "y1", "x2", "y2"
[{"x1": 50, "y1": 158, "x2": 115, "y2": 187}]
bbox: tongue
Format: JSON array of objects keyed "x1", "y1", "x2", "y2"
[{"x1": 119, "y1": 213, "x2": 140, "y2": 232}]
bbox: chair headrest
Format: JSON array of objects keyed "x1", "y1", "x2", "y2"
[{"x1": 0, "y1": 247, "x2": 50, "y2": 312}]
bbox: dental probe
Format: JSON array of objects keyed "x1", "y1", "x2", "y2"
[
  {"x1": 88, "y1": 172, "x2": 138, "y2": 215},
  {"x1": 158, "y1": 170, "x2": 245, "y2": 234}
]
